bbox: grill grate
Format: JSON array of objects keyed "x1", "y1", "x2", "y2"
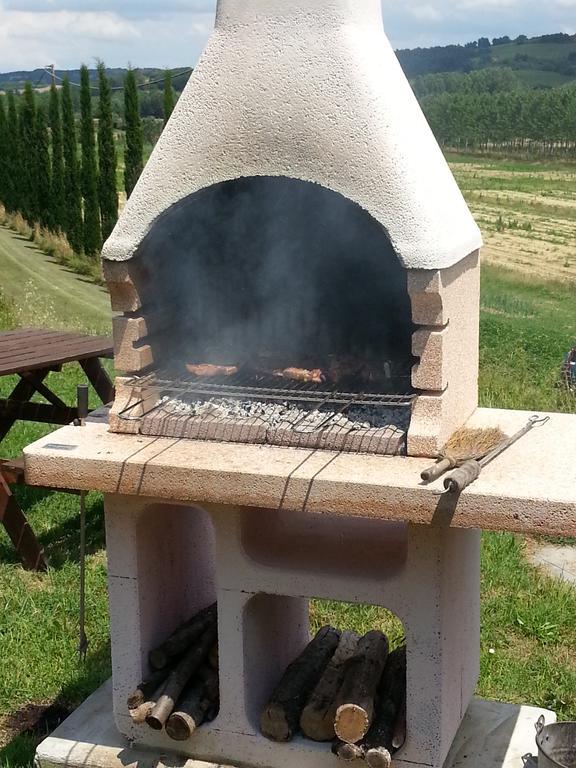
[
  {"x1": 116, "y1": 367, "x2": 416, "y2": 455},
  {"x1": 119, "y1": 368, "x2": 416, "y2": 420}
]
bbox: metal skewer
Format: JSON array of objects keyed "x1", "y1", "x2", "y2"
[{"x1": 441, "y1": 415, "x2": 550, "y2": 495}]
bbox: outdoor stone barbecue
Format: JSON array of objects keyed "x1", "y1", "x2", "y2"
[
  {"x1": 23, "y1": 3, "x2": 576, "y2": 768},
  {"x1": 103, "y1": 0, "x2": 482, "y2": 459}
]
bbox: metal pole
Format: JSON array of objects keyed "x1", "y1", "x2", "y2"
[{"x1": 76, "y1": 385, "x2": 89, "y2": 661}]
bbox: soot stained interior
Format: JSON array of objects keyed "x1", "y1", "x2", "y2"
[{"x1": 132, "y1": 176, "x2": 414, "y2": 387}]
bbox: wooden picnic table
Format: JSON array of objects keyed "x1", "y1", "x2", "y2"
[{"x1": 0, "y1": 328, "x2": 114, "y2": 571}]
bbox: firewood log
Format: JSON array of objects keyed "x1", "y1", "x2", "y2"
[
  {"x1": 129, "y1": 680, "x2": 167, "y2": 724},
  {"x1": 332, "y1": 740, "x2": 365, "y2": 761},
  {"x1": 208, "y1": 643, "x2": 219, "y2": 671},
  {"x1": 148, "y1": 603, "x2": 217, "y2": 670},
  {"x1": 205, "y1": 699, "x2": 220, "y2": 723},
  {"x1": 363, "y1": 646, "x2": 407, "y2": 768},
  {"x1": 146, "y1": 624, "x2": 217, "y2": 730},
  {"x1": 165, "y1": 668, "x2": 219, "y2": 742},
  {"x1": 392, "y1": 691, "x2": 407, "y2": 751},
  {"x1": 334, "y1": 630, "x2": 389, "y2": 744},
  {"x1": 300, "y1": 631, "x2": 359, "y2": 742},
  {"x1": 127, "y1": 667, "x2": 172, "y2": 710},
  {"x1": 260, "y1": 626, "x2": 341, "y2": 742}
]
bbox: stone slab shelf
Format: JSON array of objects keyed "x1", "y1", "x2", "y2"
[{"x1": 24, "y1": 408, "x2": 576, "y2": 537}]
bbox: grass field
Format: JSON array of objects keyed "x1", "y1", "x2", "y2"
[
  {"x1": 490, "y1": 40, "x2": 576, "y2": 65},
  {"x1": 0, "y1": 226, "x2": 111, "y2": 335},
  {"x1": 0, "y1": 154, "x2": 575, "y2": 767},
  {"x1": 449, "y1": 154, "x2": 576, "y2": 284}
]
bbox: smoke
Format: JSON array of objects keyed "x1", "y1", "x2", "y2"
[{"x1": 132, "y1": 176, "x2": 414, "y2": 377}]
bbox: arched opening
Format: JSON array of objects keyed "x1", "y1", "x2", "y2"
[{"x1": 131, "y1": 176, "x2": 415, "y2": 391}]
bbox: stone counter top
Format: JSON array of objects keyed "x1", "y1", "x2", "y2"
[{"x1": 23, "y1": 408, "x2": 576, "y2": 537}]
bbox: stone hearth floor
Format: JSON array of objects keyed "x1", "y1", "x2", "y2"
[{"x1": 36, "y1": 680, "x2": 553, "y2": 768}]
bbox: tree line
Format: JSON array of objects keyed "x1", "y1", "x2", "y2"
[
  {"x1": 419, "y1": 79, "x2": 576, "y2": 156},
  {"x1": 0, "y1": 65, "x2": 176, "y2": 257}
]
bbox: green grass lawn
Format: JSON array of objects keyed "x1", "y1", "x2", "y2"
[
  {"x1": 0, "y1": 241, "x2": 575, "y2": 765},
  {"x1": 480, "y1": 265, "x2": 576, "y2": 411}
]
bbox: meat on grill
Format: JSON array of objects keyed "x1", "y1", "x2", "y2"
[
  {"x1": 186, "y1": 364, "x2": 239, "y2": 378},
  {"x1": 273, "y1": 367, "x2": 326, "y2": 384}
]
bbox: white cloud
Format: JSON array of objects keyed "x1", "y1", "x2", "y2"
[
  {"x1": 0, "y1": 1, "x2": 214, "y2": 69},
  {"x1": 408, "y1": 5, "x2": 443, "y2": 22}
]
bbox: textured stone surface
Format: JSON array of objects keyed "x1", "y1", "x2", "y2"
[
  {"x1": 102, "y1": 0, "x2": 481, "y2": 270},
  {"x1": 408, "y1": 251, "x2": 480, "y2": 456},
  {"x1": 23, "y1": 408, "x2": 576, "y2": 537},
  {"x1": 102, "y1": 495, "x2": 479, "y2": 768}
]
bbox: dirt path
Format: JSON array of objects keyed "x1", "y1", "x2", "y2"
[{"x1": 0, "y1": 226, "x2": 112, "y2": 333}]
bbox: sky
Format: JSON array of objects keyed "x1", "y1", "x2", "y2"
[{"x1": 0, "y1": 0, "x2": 575, "y2": 72}]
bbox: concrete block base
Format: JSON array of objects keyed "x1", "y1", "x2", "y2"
[
  {"x1": 35, "y1": 680, "x2": 555, "y2": 768},
  {"x1": 104, "y1": 496, "x2": 481, "y2": 768}
]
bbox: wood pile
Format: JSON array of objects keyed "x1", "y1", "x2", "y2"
[
  {"x1": 261, "y1": 627, "x2": 406, "y2": 766},
  {"x1": 127, "y1": 603, "x2": 219, "y2": 741}
]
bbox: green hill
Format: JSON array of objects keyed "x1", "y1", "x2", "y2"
[
  {"x1": 397, "y1": 33, "x2": 576, "y2": 86},
  {"x1": 1, "y1": 32, "x2": 575, "y2": 102}
]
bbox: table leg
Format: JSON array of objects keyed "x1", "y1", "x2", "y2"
[
  {"x1": 0, "y1": 371, "x2": 49, "y2": 443},
  {"x1": 21, "y1": 371, "x2": 69, "y2": 410},
  {"x1": 0, "y1": 473, "x2": 48, "y2": 572},
  {"x1": 80, "y1": 357, "x2": 115, "y2": 405}
]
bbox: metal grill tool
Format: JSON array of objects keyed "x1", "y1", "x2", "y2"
[{"x1": 440, "y1": 415, "x2": 550, "y2": 494}]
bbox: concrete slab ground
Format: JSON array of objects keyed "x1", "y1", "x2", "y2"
[
  {"x1": 36, "y1": 680, "x2": 554, "y2": 768},
  {"x1": 529, "y1": 543, "x2": 576, "y2": 586}
]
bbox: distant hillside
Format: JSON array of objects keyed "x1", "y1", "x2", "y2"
[
  {"x1": 0, "y1": 67, "x2": 193, "y2": 121},
  {"x1": 397, "y1": 32, "x2": 576, "y2": 86},
  {"x1": 0, "y1": 67, "x2": 191, "y2": 97},
  {"x1": 1, "y1": 32, "x2": 575, "y2": 96}
]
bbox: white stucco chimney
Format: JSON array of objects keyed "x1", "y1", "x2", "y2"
[{"x1": 103, "y1": 0, "x2": 482, "y2": 270}]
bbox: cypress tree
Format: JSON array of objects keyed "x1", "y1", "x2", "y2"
[
  {"x1": 19, "y1": 83, "x2": 37, "y2": 222},
  {"x1": 49, "y1": 83, "x2": 66, "y2": 232},
  {"x1": 163, "y1": 69, "x2": 175, "y2": 126},
  {"x1": 0, "y1": 96, "x2": 9, "y2": 208},
  {"x1": 61, "y1": 76, "x2": 83, "y2": 252},
  {"x1": 97, "y1": 62, "x2": 118, "y2": 241},
  {"x1": 35, "y1": 106, "x2": 52, "y2": 229},
  {"x1": 124, "y1": 69, "x2": 144, "y2": 198},
  {"x1": 6, "y1": 92, "x2": 20, "y2": 213},
  {"x1": 80, "y1": 64, "x2": 102, "y2": 256}
]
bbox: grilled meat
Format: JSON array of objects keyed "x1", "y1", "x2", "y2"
[
  {"x1": 273, "y1": 367, "x2": 325, "y2": 384},
  {"x1": 186, "y1": 364, "x2": 239, "y2": 378}
]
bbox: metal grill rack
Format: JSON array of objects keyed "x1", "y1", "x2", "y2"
[
  {"x1": 119, "y1": 368, "x2": 416, "y2": 418},
  {"x1": 117, "y1": 368, "x2": 417, "y2": 455}
]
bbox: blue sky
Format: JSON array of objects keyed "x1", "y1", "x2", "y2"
[{"x1": 0, "y1": 0, "x2": 575, "y2": 72}]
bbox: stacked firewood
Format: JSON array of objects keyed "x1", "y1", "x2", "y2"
[
  {"x1": 260, "y1": 627, "x2": 406, "y2": 767},
  {"x1": 127, "y1": 603, "x2": 219, "y2": 741}
]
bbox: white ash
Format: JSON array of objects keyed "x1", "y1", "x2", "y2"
[{"x1": 156, "y1": 395, "x2": 410, "y2": 433}]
